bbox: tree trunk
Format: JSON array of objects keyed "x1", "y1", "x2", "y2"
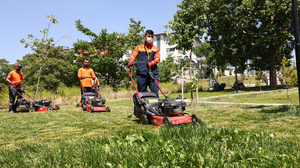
[
  {"x1": 189, "y1": 49, "x2": 193, "y2": 105},
  {"x1": 35, "y1": 65, "x2": 43, "y2": 100},
  {"x1": 269, "y1": 47, "x2": 277, "y2": 89},
  {"x1": 287, "y1": 87, "x2": 289, "y2": 99},
  {"x1": 260, "y1": 80, "x2": 261, "y2": 91}
]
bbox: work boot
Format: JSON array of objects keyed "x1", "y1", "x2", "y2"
[
  {"x1": 9, "y1": 105, "x2": 14, "y2": 113},
  {"x1": 13, "y1": 105, "x2": 17, "y2": 113}
]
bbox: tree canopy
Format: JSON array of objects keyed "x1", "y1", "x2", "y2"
[
  {"x1": 20, "y1": 15, "x2": 71, "y2": 99},
  {"x1": 0, "y1": 59, "x2": 12, "y2": 91},
  {"x1": 165, "y1": 0, "x2": 298, "y2": 88},
  {"x1": 74, "y1": 19, "x2": 145, "y2": 90},
  {"x1": 19, "y1": 48, "x2": 78, "y2": 92}
]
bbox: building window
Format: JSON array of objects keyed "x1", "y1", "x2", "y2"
[
  {"x1": 156, "y1": 37, "x2": 160, "y2": 51},
  {"x1": 166, "y1": 37, "x2": 171, "y2": 43}
]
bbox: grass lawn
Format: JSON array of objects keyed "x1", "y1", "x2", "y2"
[{"x1": 0, "y1": 90, "x2": 299, "y2": 167}]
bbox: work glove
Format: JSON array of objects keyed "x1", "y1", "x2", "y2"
[
  {"x1": 147, "y1": 62, "x2": 153, "y2": 69},
  {"x1": 10, "y1": 82, "x2": 15, "y2": 85},
  {"x1": 92, "y1": 77, "x2": 96, "y2": 80},
  {"x1": 20, "y1": 82, "x2": 24, "y2": 85},
  {"x1": 128, "y1": 60, "x2": 134, "y2": 67},
  {"x1": 80, "y1": 76, "x2": 85, "y2": 79}
]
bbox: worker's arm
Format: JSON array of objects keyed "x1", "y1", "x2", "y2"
[
  {"x1": 148, "y1": 48, "x2": 160, "y2": 69},
  {"x1": 151, "y1": 48, "x2": 160, "y2": 65},
  {"x1": 128, "y1": 46, "x2": 139, "y2": 66},
  {"x1": 20, "y1": 73, "x2": 25, "y2": 85},
  {"x1": 78, "y1": 69, "x2": 84, "y2": 79},
  {"x1": 6, "y1": 73, "x2": 12, "y2": 84}
]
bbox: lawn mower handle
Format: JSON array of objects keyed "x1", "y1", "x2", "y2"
[
  {"x1": 10, "y1": 84, "x2": 36, "y2": 102},
  {"x1": 9, "y1": 84, "x2": 29, "y2": 101},
  {"x1": 127, "y1": 61, "x2": 168, "y2": 99},
  {"x1": 133, "y1": 61, "x2": 148, "y2": 65},
  {"x1": 126, "y1": 66, "x2": 141, "y2": 99},
  {"x1": 83, "y1": 76, "x2": 95, "y2": 80},
  {"x1": 80, "y1": 76, "x2": 101, "y2": 97}
]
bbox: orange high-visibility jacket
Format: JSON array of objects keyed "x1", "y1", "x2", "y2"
[{"x1": 129, "y1": 43, "x2": 160, "y2": 75}]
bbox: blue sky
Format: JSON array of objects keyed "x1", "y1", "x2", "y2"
[{"x1": 0, "y1": 0, "x2": 182, "y2": 64}]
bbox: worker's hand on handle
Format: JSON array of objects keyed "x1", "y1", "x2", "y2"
[
  {"x1": 10, "y1": 82, "x2": 15, "y2": 85},
  {"x1": 147, "y1": 62, "x2": 153, "y2": 69},
  {"x1": 127, "y1": 60, "x2": 134, "y2": 67},
  {"x1": 80, "y1": 76, "x2": 85, "y2": 79},
  {"x1": 20, "y1": 88, "x2": 25, "y2": 93}
]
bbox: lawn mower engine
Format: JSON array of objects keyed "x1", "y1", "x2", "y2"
[
  {"x1": 33, "y1": 99, "x2": 60, "y2": 111},
  {"x1": 160, "y1": 99, "x2": 186, "y2": 116},
  {"x1": 88, "y1": 96, "x2": 106, "y2": 107}
]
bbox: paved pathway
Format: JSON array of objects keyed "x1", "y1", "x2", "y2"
[{"x1": 183, "y1": 100, "x2": 290, "y2": 106}]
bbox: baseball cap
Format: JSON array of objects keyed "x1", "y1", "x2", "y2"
[{"x1": 15, "y1": 63, "x2": 23, "y2": 68}]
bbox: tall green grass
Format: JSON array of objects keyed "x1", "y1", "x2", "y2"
[{"x1": 0, "y1": 123, "x2": 298, "y2": 167}]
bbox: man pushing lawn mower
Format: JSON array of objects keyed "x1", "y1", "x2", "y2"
[
  {"x1": 77, "y1": 58, "x2": 99, "y2": 107},
  {"x1": 78, "y1": 59, "x2": 99, "y2": 96},
  {"x1": 128, "y1": 30, "x2": 160, "y2": 96},
  {"x1": 127, "y1": 30, "x2": 201, "y2": 126},
  {"x1": 77, "y1": 58, "x2": 110, "y2": 112},
  {"x1": 6, "y1": 63, "x2": 25, "y2": 113}
]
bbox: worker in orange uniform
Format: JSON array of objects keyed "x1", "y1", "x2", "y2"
[
  {"x1": 78, "y1": 59, "x2": 99, "y2": 95},
  {"x1": 127, "y1": 30, "x2": 160, "y2": 96},
  {"x1": 6, "y1": 63, "x2": 25, "y2": 113}
]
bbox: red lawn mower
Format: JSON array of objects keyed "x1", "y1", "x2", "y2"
[
  {"x1": 11, "y1": 84, "x2": 60, "y2": 112},
  {"x1": 80, "y1": 77, "x2": 110, "y2": 113},
  {"x1": 127, "y1": 62, "x2": 201, "y2": 126}
]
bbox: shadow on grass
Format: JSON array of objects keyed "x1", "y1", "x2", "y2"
[
  {"x1": 197, "y1": 85, "x2": 286, "y2": 93},
  {"x1": 257, "y1": 105, "x2": 290, "y2": 114},
  {"x1": 241, "y1": 105, "x2": 292, "y2": 114}
]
